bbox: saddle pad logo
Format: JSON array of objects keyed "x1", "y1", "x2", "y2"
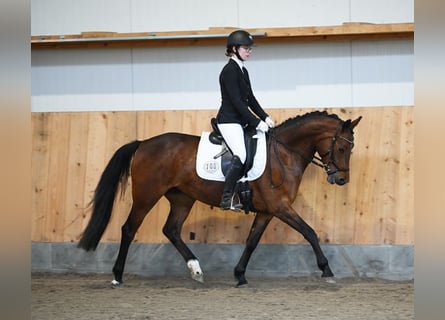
[{"x1": 203, "y1": 160, "x2": 219, "y2": 173}]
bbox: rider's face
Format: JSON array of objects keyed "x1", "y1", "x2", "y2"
[{"x1": 237, "y1": 46, "x2": 252, "y2": 61}]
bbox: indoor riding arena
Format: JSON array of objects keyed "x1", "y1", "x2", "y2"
[{"x1": 31, "y1": 1, "x2": 414, "y2": 319}]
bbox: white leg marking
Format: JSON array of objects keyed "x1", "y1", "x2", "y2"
[
  {"x1": 325, "y1": 277, "x2": 336, "y2": 284},
  {"x1": 111, "y1": 279, "x2": 121, "y2": 287},
  {"x1": 187, "y1": 259, "x2": 204, "y2": 283}
]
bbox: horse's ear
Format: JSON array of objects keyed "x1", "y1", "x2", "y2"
[
  {"x1": 342, "y1": 116, "x2": 362, "y2": 132},
  {"x1": 350, "y1": 116, "x2": 362, "y2": 129}
]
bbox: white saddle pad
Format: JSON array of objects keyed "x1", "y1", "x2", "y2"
[{"x1": 196, "y1": 131, "x2": 267, "y2": 182}]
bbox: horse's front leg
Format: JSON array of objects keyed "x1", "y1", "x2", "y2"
[
  {"x1": 276, "y1": 207, "x2": 334, "y2": 279},
  {"x1": 234, "y1": 213, "x2": 273, "y2": 287}
]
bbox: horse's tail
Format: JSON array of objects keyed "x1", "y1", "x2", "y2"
[{"x1": 78, "y1": 140, "x2": 142, "y2": 251}]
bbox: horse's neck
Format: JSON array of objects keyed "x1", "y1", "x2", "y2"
[
  {"x1": 277, "y1": 120, "x2": 326, "y2": 151},
  {"x1": 274, "y1": 119, "x2": 338, "y2": 166}
]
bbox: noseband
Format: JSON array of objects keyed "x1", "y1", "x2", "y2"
[{"x1": 268, "y1": 120, "x2": 354, "y2": 188}]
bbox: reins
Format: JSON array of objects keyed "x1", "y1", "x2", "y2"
[{"x1": 266, "y1": 120, "x2": 354, "y2": 189}]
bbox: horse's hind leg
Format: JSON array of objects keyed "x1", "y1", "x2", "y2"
[
  {"x1": 162, "y1": 189, "x2": 202, "y2": 282},
  {"x1": 111, "y1": 199, "x2": 159, "y2": 286}
]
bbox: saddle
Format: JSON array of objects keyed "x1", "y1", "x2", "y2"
[
  {"x1": 209, "y1": 118, "x2": 258, "y2": 213},
  {"x1": 209, "y1": 118, "x2": 258, "y2": 177}
]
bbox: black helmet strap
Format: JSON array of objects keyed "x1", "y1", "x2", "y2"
[{"x1": 234, "y1": 46, "x2": 244, "y2": 61}]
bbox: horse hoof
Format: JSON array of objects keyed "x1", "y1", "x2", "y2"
[
  {"x1": 321, "y1": 267, "x2": 334, "y2": 278},
  {"x1": 236, "y1": 282, "x2": 249, "y2": 288},
  {"x1": 111, "y1": 279, "x2": 122, "y2": 288},
  {"x1": 324, "y1": 277, "x2": 336, "y2": 284},
  {"x1": 191, "y1": 273, "x2": 204, "y2": 283},
  {"x1": 187, "y1": 259, "x2": 204, "y2": 283}
]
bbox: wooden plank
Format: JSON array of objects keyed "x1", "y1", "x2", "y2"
[
  {"x1": 377, "y1": 108, "x2": 402, "y2": 244},
  {"x1": 63, "y1": 112, "x2": 89, "y2": 242},
  {"x1": 81, "y1": 112, "x2": 108, "y2": 236},
  {"x1": 31, "y1": 113, "x2": 51, "y2": 241},
  {"x1": 350, "y1": 108, "x2": 376, "y2": 244},
  {"x1": 395, "y1": 107, "x2": 414, "y2": 244},
  {"x1": 45, "y1": 113, "x2": 71, "y2": 241},
  {"x1": 31, "y1": 23, "x2": 414, "y2": 50}
]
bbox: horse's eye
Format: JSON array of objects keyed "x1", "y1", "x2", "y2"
[{"x1": 338, "y1": 147, "x2": 345, "y2": 154}]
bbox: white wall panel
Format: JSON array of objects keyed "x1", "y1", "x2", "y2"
[
  {"x1": 31, "y1": 0, "x2": 132, "y2": 35},
  {"x1": 132, "y1": 45, "x2": 222, "y2": 109},
  {"x1": 351, "y1": 40, "x2": 414, "y2": 106},
  {"x1": 249, "y1": 42, "x2": 353, "y2": 107},
  {"x1": 31, "y1": 1, "x2": 414, "y2": 112},
  {"x1": 32, "y1": 49, "x2": 134, "y2": 111},
  {"x1": 131, "y1": 0, "x2": 238, "y2": 32},
  {"x1": 31, "y1": 39, "x2": 413, "y2": 112},
  {"x1": 31, "y1": 0, "x2": 414, "y2": 35},
  {"x1": 350, "y1": 0, "x2": 414, "y2": 23},
  {"x1": 239, "y1": 0, "x2": 350, "y2": 28}
]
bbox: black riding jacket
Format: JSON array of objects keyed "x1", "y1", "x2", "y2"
[{"x1": 216, "y1": 59, "x2": 268, "y2": 128}]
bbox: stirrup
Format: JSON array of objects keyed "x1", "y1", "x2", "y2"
[
  {"x1": 229, "y1": 201, "x2": 243, "y2": 212},
  {"x1": 221, "y1": 193, "x2": 243, "y2": 212}
]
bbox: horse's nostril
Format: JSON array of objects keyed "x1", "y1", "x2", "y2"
[{"x1": 337, "y1": 178, "x2": 346, "y2": 185}]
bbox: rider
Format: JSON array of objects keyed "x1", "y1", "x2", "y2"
[{"x1": 216, "y1": 29, "x2": 275, "y2": 210}]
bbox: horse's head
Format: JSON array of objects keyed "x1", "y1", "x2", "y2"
[{"x1": 316, "y1": 116, "x2": 362, "y2": 185}]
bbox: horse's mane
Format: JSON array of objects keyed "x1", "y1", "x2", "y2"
[{"x1": 275, "y1": 111, "x2": 341, "y2": 132}]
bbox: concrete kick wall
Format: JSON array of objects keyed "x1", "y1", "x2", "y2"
[{"x1": 32, "y1": 242, "x2": 413, "y2": 281}]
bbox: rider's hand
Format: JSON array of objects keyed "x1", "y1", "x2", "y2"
[
  {"x1": 265, "y1": 117, "x2": 275, "y2": 128},
  {"x1": 256, "y1": 120, "x2": 269, "y2": 133}
]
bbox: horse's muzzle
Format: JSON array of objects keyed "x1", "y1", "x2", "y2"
[
  {"x1": 325, "y1": 166, "x2": 349, "y2": 185},
  {"x1": 327, "y1": 174, "x2": 348, "y2": 185}
]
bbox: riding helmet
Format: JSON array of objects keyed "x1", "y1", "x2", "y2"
[{"x1": 226, "y1": 30, "x2": 254, "y2": 48}]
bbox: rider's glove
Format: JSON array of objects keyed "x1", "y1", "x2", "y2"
[
  {"x1": 256, "y1": 120, "x2": 269, "y2": 133},
  {"x1": 265, "y1": 117, "x2": 275, "y2": 128}
]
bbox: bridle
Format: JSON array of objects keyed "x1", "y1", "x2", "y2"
[
  {"x1": 267, "y1": 121, "x2": 354, "y2": 189},
  {"x1": 317, "y1": 121, "x2": 355, "y2": 175}
]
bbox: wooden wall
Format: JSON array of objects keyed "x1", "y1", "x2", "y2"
[{"x1": 31, "y1": 107, "x2": 413, "y2": 245}]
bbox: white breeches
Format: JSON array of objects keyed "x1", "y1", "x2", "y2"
[{"x1": 217, "y1": 123, "x2": 246, "y2": 164}]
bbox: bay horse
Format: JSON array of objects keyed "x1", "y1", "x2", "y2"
[{"x1": 78, "y1": 111, "x2": 361, "y2": 287}]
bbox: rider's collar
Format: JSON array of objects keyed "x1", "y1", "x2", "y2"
[{"x1": 230, "y1": 55, "x2": 244, "y2": 71}]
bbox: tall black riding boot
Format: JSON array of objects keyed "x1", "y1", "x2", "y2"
[{"x1": 220, "y1": 156, "x2": 244, "y2": 210}]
